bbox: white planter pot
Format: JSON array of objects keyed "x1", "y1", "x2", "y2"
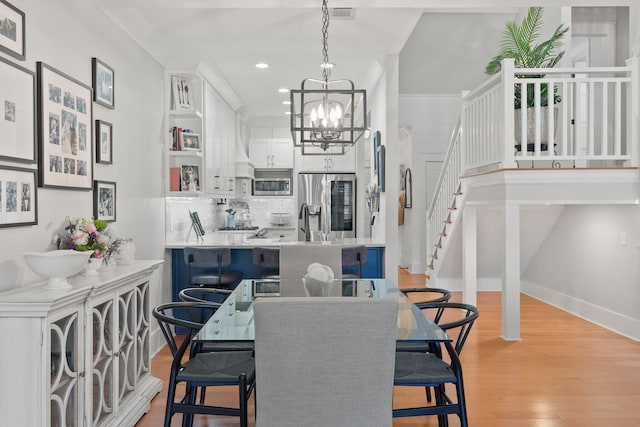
[{"x1": 514, "y1": 105, "x2": 558, "y2": 149}]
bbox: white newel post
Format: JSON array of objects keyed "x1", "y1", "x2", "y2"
[
  {"x1": 502, "y1": 202, "x2": 521, "y2": 341},
  {"x1": 462, "y1": 205, "x2": 477, "y2": 307},
  {"x1": 501, "y1": 59, "x2": 517, "y2": 169}
]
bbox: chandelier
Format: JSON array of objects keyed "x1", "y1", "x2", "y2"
[{"x1": 290, "y1": 0, "x2": 367, "y2": 155}]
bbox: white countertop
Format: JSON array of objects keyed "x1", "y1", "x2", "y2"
[{"x1": 165, "y1": 234, "x2": 385, "y2": 249}]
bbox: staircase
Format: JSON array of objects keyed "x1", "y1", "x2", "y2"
[{"x1": 426, "y1": 57, "x2": 640, "y2": 285}]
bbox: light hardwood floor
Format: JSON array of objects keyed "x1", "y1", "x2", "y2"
[{"x1": 136, "y1": 269, "x2": 640, "y2": 426}]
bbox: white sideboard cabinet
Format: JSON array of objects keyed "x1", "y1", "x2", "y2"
[{"x1": 0, "y1": 260, "x2": 163, "y2": 427}]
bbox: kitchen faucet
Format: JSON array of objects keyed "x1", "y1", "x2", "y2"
[{"x1": 299, "y1": 203, "x2": 311, "y2": 241}]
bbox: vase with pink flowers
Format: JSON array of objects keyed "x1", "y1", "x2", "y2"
[{"x1": 53, "y1": 216, "x2": 122, "y2": 268}]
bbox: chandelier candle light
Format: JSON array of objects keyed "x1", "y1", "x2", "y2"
[{"x1": 290, "y1": 0, "x2": 367, "y2": 155}]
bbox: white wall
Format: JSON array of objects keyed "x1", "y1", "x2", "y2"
[
  {"x1": 398, "y1": 94, "x2": 461, "y2": 273},
  {"x1": 0, "y1": 0, "x2": 167, "y2": 346},
  {"x1": 367, "y1": 55, "x2": 401, "y2": 285},
  {"x1": 522, "y1": 205, "x2": 640, "y2": 339}
]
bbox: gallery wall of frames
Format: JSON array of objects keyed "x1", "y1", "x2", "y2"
[{"x1": 0, "y1": 0, "x2": 117, "y2": 227}]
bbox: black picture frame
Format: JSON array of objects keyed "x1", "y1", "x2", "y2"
[
  {"x1": 95, "y1": 119, "x2": 112, "y2": 164},
  {"x1": 0, "y1": 0, "x2": 25, "y2": 61},
  {"x1": 36, "y1": 61, "x2": 93, "y2": 190},
  {"x1": 92, "y1": 57, "x2": 114, "y2": 109},
  {"x1": 93, "y1": 180, "x2": 116, "y2": 222},
  {"x1": 0, "y1": 165, "x2": 37, "y2": 227},
  {"x1": 377, "y1": 145, "x2": 385, "y2": 192},
  {"x1": 0, "y1": 55, "x2": 35, "y2": 163},
  {"x1": 372, "y1": 130, "x2": 380, "y2": 172}
]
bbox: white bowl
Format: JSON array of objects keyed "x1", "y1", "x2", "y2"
[{"x1": 23, "y1": 250, "x2": 92, "y2": 290}]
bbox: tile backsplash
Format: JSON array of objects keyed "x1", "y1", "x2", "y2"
[
  {"x1": 165, "y1": 196, "x2": 295, "y2": 243},
  {"x1": 246, "y1": 198, "x2": 295, "y2": 228}
]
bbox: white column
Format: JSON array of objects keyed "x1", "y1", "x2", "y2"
[
  {"x1": 462, "y1": 205, "x2": 477, "y2": 307},
  {"x1": 502, "y1": 202, "x2": 521, "y2": 340}
]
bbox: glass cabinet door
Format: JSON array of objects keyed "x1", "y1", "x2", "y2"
[
  {"x1": 135, "y1": 283, "x2": 150, "y2": 380},
  {"x1": 50, "y1": 312, "x2": 81, "y2": 427},
  {"x1": 91, "y1": 299, "x2": 115, "y2": 425},
  {"x1": 117, "y1": 289, "x2": 136, "y2": 402}
]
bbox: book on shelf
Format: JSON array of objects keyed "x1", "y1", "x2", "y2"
[
  {"x1": 169, "y1": 167, "x2": 181, "y2": 191},
  {"x1": 170, "y1": 126, "x2": 184, "y2": 151}
]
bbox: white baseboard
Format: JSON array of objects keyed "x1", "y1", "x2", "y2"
[{"x1": 522, "y1": 280, "x2": 640, "y2": 341}]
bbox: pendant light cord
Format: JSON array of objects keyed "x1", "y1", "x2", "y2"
[{"x1": 321, "y1": 0, "x2": 331, "y2": 83}]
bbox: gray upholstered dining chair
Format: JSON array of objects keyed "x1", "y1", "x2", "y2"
[
  {"x1": 253, "y1": 297, "x2": 398, "y2": 427},
  {"x1": 278, "y1": 244, "x2": 342, "y2": 279}
]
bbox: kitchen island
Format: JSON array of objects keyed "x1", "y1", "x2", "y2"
[{"x1": 166, "y1": 236, "x2": 385, "y2": 301}]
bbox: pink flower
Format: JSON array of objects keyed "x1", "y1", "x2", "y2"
[
  {"x1": 96, "y1": 233, "x2": 111, "y2": 245},
  {"x1": 93, "y1": 249, "x2": 103, "y2": 258},
  {"x1": 85, "y1": 222, "x2": 97, "y2": 234},
  {"x1": 71, "y1": 230, "x2": 89, "y2": 246}
]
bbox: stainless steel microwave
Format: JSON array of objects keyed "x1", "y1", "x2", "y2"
[{"x1": 253, "y1": 177, "x2": 292, "y2": 196}]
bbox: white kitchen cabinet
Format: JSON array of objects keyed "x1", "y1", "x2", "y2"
[
  {"x1": 0, "y1": 261, "x2": 163, "y2": 427},
  {"x1": 249, "y1": 127, "x2": 294, "y2": 169},
  {"x1": 164, "y1": 71, "x2": 204, "y2": 195},
  {"x1": 297, "y1": 148, "x2": 356, "y2": 172},
  {"x1": 204, "y1": 83, "x2": 236, "y2": 196}
]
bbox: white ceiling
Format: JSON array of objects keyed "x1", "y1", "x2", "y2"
[{"x1": 88, "y1": 0, "x2": 635, "y2": 120}]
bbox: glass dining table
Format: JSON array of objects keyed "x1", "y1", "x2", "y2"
[{"x1": 194, "y1": 278, "x2": 451, "y2": 344}]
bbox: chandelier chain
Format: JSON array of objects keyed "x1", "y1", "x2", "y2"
[{"x1": 321, "y1": 0, "x2": 331, "y2": 83}]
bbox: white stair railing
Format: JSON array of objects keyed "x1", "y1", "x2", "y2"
[
  {"x1": 461, "y1": 57, "x2": 639, "y2": 171},
  {"x1": 426, "y1": 117, "x2": 463, "y2": 275}
]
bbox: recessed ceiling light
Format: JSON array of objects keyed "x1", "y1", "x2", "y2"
[
  {"x1": 320, "y1": 62, "x2": 335, "y2": 69},
  {"x1": 255, "y1": 62, "x2": 269, "y2": 69},
  {"x1": 282, "y1": 101, "x2": 291, "y2": 105},
  {"x1": 284, "y1": 111, "x2": 291, "y2": 115},
  {"x1": 278, "y1": 88, "x2": 289, "y2": 93}
]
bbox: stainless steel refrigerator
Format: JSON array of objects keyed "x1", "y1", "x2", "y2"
[{"x1": 298, "y1": 173, "x2": 356, "y2": 241}]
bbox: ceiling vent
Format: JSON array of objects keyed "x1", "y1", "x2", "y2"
[{"x1": 330, "y1": 8, "x2": 355, "y2": 20}]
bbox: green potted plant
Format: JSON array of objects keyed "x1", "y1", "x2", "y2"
[{"x1": 485, "y1": 7, "x2": 569, "y2": 148}]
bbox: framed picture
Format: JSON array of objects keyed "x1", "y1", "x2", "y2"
[
  {"x1": 92, "y1": 58, "x2": 114, "y2": 109},
  {"x1": 0, "y1": 165, "x2": 37, "y2": 227},
  {"x1": 377, "y1": 145, "x2": 385, "y2": 192},
  {"x1": 0, "y1": 0, "x2": 25, "y2": 61},
  {"x1": 36, "y1": 62, "x2": 93, "y2": 190},
  {"x1": 180, "y1": 133, "x2": 200, "y2": 151},
  {"x1": 171, "y1": 75, "x2": 195, "y2": 111},
  {"x1": 93, "y1": 180, "x2": 116, "y2": 222},
  {"x1": 95, "y1": 119, "x2": 112, "y2": 164},
  {"x1": 372, "y1": 131, "x2": 381, "y2": 172},
  {"x1": 180, "y1": 164, "x2": 200, "y2": 192},
  {"x1": 0, "y1": 55, "x2": 35, "y2": 163}
]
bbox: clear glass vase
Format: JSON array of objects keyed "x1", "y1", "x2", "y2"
[{"x1": 83, "y1": 257, "x2": 102, "y2": 275}]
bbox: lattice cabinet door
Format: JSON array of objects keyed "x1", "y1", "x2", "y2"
[
  {"x1": 50, "y1": 309, "x2": 84, "y2": 427},
  {"x1": 135, "y1": 282, "x2": 151, "y2": 381},
  {"x1": 89, "y1": 297, "x2": 116, "y2": 426},
  {"x1": 117, "y1": 288, "x2": 137, "y2": 404}
]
